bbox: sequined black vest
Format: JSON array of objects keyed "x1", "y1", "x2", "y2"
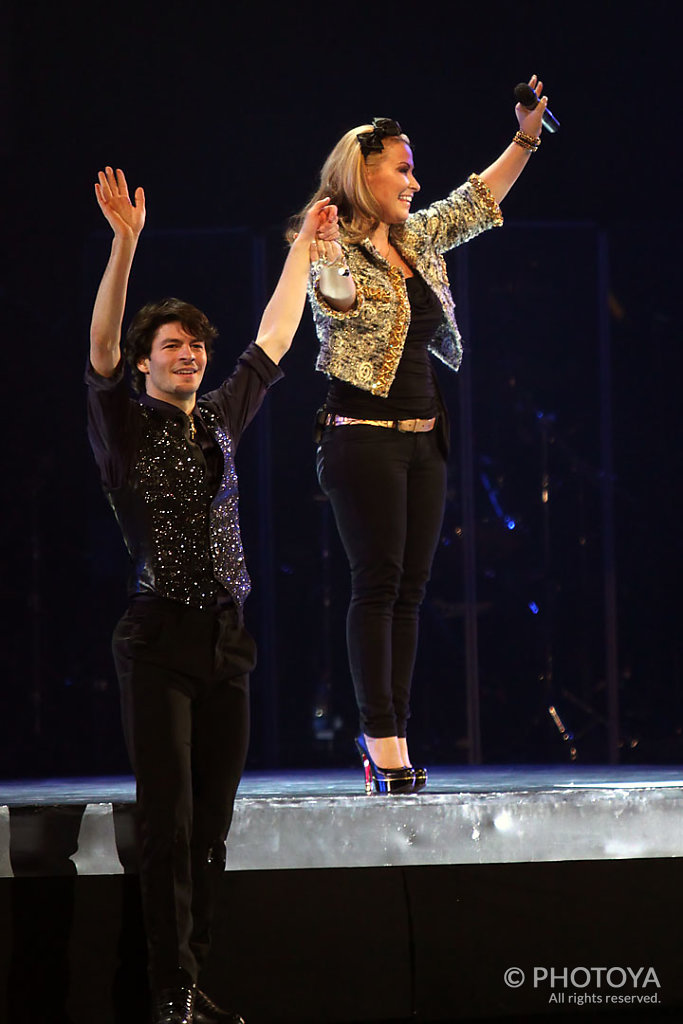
[{"x1": 107, "y1": 405, "x2": 250, "y2": 609}]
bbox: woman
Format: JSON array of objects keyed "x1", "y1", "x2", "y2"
[{"x1": 296, "y1": 77, "x2": 549, "y2": 793}]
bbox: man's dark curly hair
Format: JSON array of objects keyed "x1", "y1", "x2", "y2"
[{"x1": 125, "y1": 298, "x2": 219, "y2": 393}]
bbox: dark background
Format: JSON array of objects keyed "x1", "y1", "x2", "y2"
[{"x1": 2, "y1": 0, "x2": 681, "y2": 777}]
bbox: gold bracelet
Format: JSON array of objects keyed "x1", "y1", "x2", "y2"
[
  {"x1": 513, "y1": 129, "x2": 541, "y2": 152},
  {"x1": 515, "y1": 129, "x2": 541, "y2": 147}
]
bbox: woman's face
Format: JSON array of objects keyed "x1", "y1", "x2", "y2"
[{"x1": 365, "y1": 139, "x2": 420, "y2": 226}]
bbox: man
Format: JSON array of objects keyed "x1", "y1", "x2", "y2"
[{"x1": 86, "y1": 166, "x2": 335, "y2": 1024}]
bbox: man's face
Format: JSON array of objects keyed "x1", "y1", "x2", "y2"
[{"x1": 137, "y1": 321, "x2": 208, "y2": 407}]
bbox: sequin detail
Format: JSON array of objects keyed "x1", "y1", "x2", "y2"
[
  {"x1": 109, "y1": 406, "x2": 250, "y2": 609},
  {"x1": 467, "y1": 173, "x2": 504, "y2": 228},
  {"x1": 371, "y1": 266, "x2": 411, "y2": 396},
  {"x1": 308, "y1": 175, "x2": 503, "y2": 395},
  {"x1": 203, "y1": 406, "x2": 251, "y2": 608}
]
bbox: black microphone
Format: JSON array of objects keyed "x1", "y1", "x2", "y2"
[{"x1": 514, "y1": 82, "x2": 560, "y2": 133}]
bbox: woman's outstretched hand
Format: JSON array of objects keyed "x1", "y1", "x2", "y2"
[{"x1": 95, "y1": 166, "x2": 146, "y2": 240}]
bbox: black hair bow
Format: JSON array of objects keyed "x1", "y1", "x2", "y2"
[{"x1": 356, "y1": 117, "x2": 403, "y2": 156}]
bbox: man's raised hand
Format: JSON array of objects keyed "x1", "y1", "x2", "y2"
[{"x1": 95, "y1": 166, "x2": 146, "y2": 240}]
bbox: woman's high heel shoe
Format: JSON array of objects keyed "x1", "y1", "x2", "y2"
[{"x1": 355, "y1": 736, "x2": 415, "y2": 794}]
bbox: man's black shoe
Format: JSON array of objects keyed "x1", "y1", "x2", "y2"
[
  {"x1": 152, "y1": 986, "x2": 195, "y2": 1024},
  {"x1": 194, "y1": 987, "x2": 245, "y2": 1023}
]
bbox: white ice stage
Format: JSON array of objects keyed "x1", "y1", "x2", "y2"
[{"x1": 2, "y1": 766, "x2": 683, "y2": 1022}]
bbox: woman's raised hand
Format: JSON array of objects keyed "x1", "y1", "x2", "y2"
[
  {"x1": 310, "y1": 236, "x2": 344, "y2": 267},
  {"x1": 314, "y1": 202, "x2": 343, "y2": 264},
  {"x1": 515, "y1": 74, "x2": 548, "y2": 138},
  {"x1": 315, "y1": 202, "x2": 340, "y2": 241},
  {"x1": 95, "y1": 166, "x2": 146, "y2": 240},
  {"x1": 296, "y1": 198, "x2": 343, "y2": 266}
]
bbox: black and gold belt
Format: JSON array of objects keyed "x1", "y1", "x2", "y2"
[{"x1": 325, "y1": 414, "x2": 436, "y2": 434}]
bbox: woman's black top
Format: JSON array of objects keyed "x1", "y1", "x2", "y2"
[{"x1": 325, "y1": 271, "x2": 443, "y2": 420}]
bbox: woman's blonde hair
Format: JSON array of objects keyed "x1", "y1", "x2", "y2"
[{"x1": 289, "y1": 124, "x2": 411, "y2": 244}]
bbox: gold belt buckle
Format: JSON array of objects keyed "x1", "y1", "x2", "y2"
[
  {"x1": 397, "y1": 417, "x2": 435, "y2": 433},
  {"x1": 397, "y1": 419, "x2": 417, "y2": 433}
]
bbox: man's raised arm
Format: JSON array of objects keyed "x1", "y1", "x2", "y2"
[
  {"x1": 90, "y1": 167, "x2": 146, "y2": 377},
  {"x1": 255, "y1": 198, "x2": 338, "y2": 365}
]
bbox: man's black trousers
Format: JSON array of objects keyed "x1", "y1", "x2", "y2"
[{"x1": 112, "y1": 597, "x2": 255, "y2": 991}]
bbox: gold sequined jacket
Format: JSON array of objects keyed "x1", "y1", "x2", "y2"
[{"x1": 308, "y1": 174, "x2": 503, "y2": 397}]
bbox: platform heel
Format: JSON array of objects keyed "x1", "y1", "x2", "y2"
[{"x1": 354, "y1": 736, "x2": 415, "y2": 794}]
